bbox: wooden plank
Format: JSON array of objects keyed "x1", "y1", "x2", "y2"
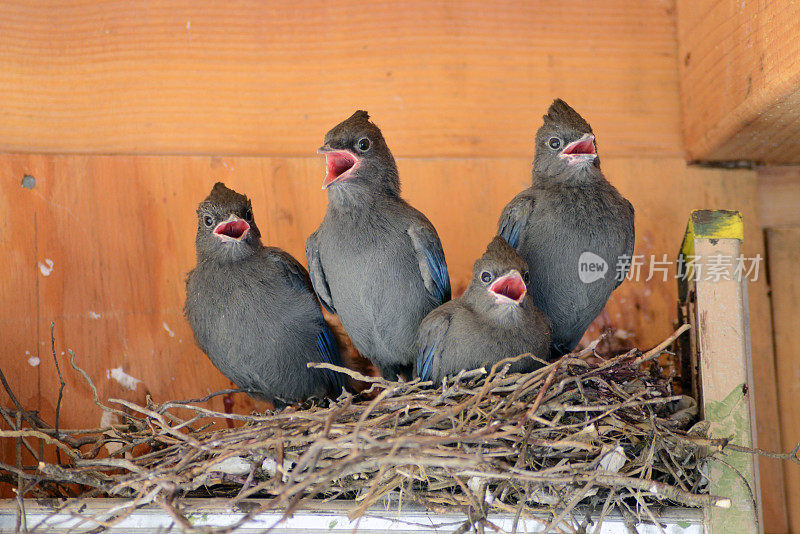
[
  {"x1": 758, "y1": 166, "x2": 800, "y2": 228},
  {"x1": 0, "y1": 157, "x2": 44, "y2": 484},
  {"x1": 765, "y1": 227, "x2": 800, "y2": 533},
  {"x1": 679, "y1": 211, "x2": 760, "y2": 533},
  {"x1": 0, "y1": 1, "x2": 682, "y2": 157},
  {"x1": 0, "y1": 155, "x2": 786, "y2": 530},
  {"x1": 676, "y1": 0, "x2": 800, "y2": 163}
]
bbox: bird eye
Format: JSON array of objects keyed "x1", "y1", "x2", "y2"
[
  {"x1": 244, "y1": 208, "x2": 252, "y2": 221},
  {"x1": 548, "y1": 137, "x2": 562, "y2": 150},
  {"x1": 357, "y1": 137, "x2": 371, "y2": 152},
  {"x1": 480, "y1": 271, "x2": 493, "y2": 284},
  {"x1": 523, "y1": 271, "x2": 530, "y2": 283},
  {"x1": 203, "y1": 215, "x2": 214, "y2": 227}
]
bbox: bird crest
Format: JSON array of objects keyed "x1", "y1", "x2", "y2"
[
  {"x1": 484, "y1": 236, "x2": 526, "y2": 267},
  {"x1": 542, "y1": 99, "x2": 593, "y2": 134},
  {"x1": 203, "y1": 182, "x2": 250, "y2": 208}
]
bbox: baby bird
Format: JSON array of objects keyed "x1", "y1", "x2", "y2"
[
  {"x1": 185, "y1": 182, "x2": 345, "y2": 404},
  {"x1": 498, "y1": 99, "x2": 635, "y2": 357},
  {"x1": 306, "y1": 111, "x2": 450, "y2": 380},
  {"x1": 417, "y1": 236, "x2": 551, "y2": 383}
]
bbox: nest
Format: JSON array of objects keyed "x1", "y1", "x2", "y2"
[{"x1": 2, "y1": 324, "x2": 763, "y2": 533}]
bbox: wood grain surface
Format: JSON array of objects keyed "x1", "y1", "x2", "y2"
[
  {"x1": 0, "y1": 1, "x2": 681, "y2": 157},
  {"x1": 677, "y1": 0, "x2": 800, "y2": 163},
  {"x1": 766, "y1": 227, "x2": 800, "y2": 533}
]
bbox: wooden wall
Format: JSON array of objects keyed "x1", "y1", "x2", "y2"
[
  {"x1": 0, "y1": 1, "x2": 791, "y2": 530},
  {"x1": 762, "y1": 166, "x2": 800, "y2": 533}
]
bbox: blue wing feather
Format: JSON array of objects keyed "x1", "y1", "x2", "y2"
[
  {"x1": 498, "y1": 194, "x2": 535, "y2": 250},
  {"x1": 500, "y1": 218, "x2": 521, "y2": 249},
  {"x1": 417, "y1": 341, "x2": 437, "y2": 381},
  {"x1": 416, "y1": 311, "x2": 450, "y2": 382},
  {"x1": 423, "y1": 245, "x2": 451, "y2": 304},
  {"x1": 316, "y1": 318, "x2": 345, "y2": 391}
]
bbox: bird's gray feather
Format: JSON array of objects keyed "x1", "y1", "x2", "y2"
[
  {"x1": 185, "y1": 183, "x2": 344, "y2": 403},
  {"x1": 497, "y1": 99, "x2": 635, "y2": 356}
]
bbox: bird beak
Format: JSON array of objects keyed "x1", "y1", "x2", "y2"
[
  {"x1": 213, "y1": 214, "x2": 250, "y2": 242},
  {"x1": 559, "y1": 133, "x2": 597, "y2": 163},
  {"x1": 319, "y1": 147, "x2": 360, "y2": 189},
  {"x1": 489, "y1": 270, "x2": 527, "y2": 304}
]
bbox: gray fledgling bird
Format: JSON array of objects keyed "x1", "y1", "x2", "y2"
[
  {"x1": 306, "y1": 111, "x2": 451, "y2": 380},
  {"x1": 498, "y1": 99, "x2": 635, "y2": 357},
  {"x1": 185, "y1": 183, "x2": 345, "y2": 404},
  {"x1": 417, "y1": 236, "x2": 551, "y2": 383}
]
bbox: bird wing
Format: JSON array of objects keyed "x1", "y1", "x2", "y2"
[
  {"x1": 304, "y1": 231, "x2": 336, "y2": 314},
  {"x1": 264, "y1": 247, "x2": 345, "y2": 391},
  {"x1": 416, "y1": 309, "x2": 452, "y2": 381},
  {"x1": 497, "y1": 193, "x2": 536, "y2": 249},
  {"x1": 315, "y1": 321, "x2": 346, "y2": 392},
  {"x1": 407, "y1": 223, "x2": 451, "y2": 304},
  {"x1": 264, "y1": 247, "x2": 313, "y2": 293},
  {"x1": 615, "y1": 200, "x2": 636, "y2": 289}
]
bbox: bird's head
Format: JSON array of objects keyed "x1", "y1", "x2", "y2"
[
  {"x1": 533, "y1": 99, "x2": 600, "y2": 182},
  {"x1": 195, "y1": 182, "x2": 262, "y2": 262},
  {"x1": 318, "y1": 110, "x2": 400, "y2": 197},
  {"x1": 468, "y1": 236, "x2": 531, "y2": 320}
]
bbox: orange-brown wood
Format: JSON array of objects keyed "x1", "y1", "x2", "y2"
[
  {"x1": 758, "y1": 166, "x2": 800, "y2": 228},
  {"x1": 0, "y1": 1, "x2": 682, "y2": 158},
  {"x1": 676, "y1": 0, "x2": 800, "y2": 163},
  {"x1": 0, "y1": 158, "x2": 43, "y2": 477},
  {"x1": 0, "y1": 154, "x2": 787, "y2": 529},
  {"x1": 766, "y1": 227, "x2": 800, "y2": 533}
]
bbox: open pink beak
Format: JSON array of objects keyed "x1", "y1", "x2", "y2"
[
  {"x1": 559, "y1": 133, "x2": 596, "y2": 163},
  {"x1": 489, "y1": 271, "x2": 527, "y2": 304},
  {"x1": 319, "y1": 146, "x2": 359, "y2": 189},
  {"x1": 213, "y1": 216, "x2": 249, "y2": 242}
]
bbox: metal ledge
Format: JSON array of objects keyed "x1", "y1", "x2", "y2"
[{"x1": 0, "y1": 498, "x2": 705, "y2": 533}]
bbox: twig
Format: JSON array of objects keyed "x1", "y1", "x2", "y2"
[
  {"x1": 633, "y1": 324, "x2": 691, "y2": 366},
  {"x1": 67, "y1": 350, "x2": 135, "y2": 421},
  {"x1": 50, "y1": 322, "x2": 66, "y2": 465},
  {"x1": 724, "y1": 442, "x2": 800, "y2": 466},
  {"x1": 0, "y1": 365, "x2": 40, "y2": 430},
  {"x1": 308, "y1": 362, "x2": 391, "y2": 385}
]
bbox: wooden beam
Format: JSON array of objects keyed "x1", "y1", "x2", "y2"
[
  {"x1": 678, "y1": 210, "x2": 761, "y2": 534},
  {"x1": 676, "y1": 1, "x2": 800, "y2": 163},
  {"x1": 765, "y1": 227, "x2": 800, "y2": 533},
  {"x1": 0, "y1": 1, "x2": 682, "y2": 157}
]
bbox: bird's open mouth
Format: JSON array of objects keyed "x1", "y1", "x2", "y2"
[
  {"x1": 214, "y1": 219, "x2": 249, "y2": 241},
  {"x1": 560, "y1": 134, "x2": 596, "y2": 162},
  {"x1": 320, "y1": 149, "x2": 359, "y2": 188},
  {"x1": 489, "y1": 272, "x2": 527, "y2": 304}
]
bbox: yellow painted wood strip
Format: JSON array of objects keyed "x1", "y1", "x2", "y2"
[{"x1": 680, "y1": 209, "x2": 744, "y2": 259}]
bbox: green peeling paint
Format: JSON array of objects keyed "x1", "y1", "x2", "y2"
[
  {"x1": 187, "y1": 512, "x2": 209, "y2": 525},
  {"x1": 704, "y1": 384, "x2": 757, "y2": 534}
]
